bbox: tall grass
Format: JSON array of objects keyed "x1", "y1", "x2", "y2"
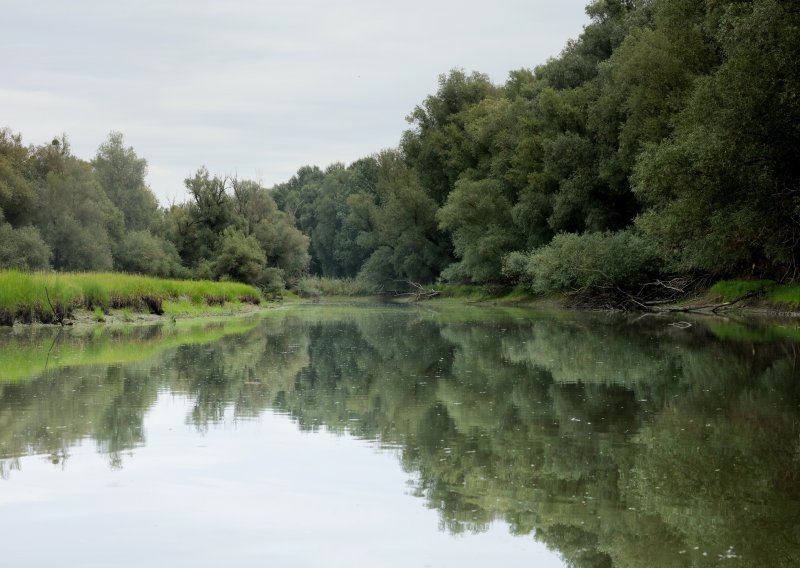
[{"x1": 0, "y1": 270, "x2": 262, "y2": 325}]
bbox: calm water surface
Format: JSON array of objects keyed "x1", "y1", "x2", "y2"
[{"x1": 0, "y1": 305, "x2": 798, "y2": 567}]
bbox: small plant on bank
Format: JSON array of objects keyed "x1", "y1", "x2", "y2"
[{"x1": 93, "y1": 307, "x2": 106, "y2": 322}]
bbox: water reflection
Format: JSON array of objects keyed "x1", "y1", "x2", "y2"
[{"x1": 1, "y1": 306, "x2": 799, "y2": 567}]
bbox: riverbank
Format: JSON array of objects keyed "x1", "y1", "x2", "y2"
[
  {"x1": 4, "y1": 270, "x2": 800, "y2": 328},
  {"x1": 0, "y1": 271, "x2": 263, "y2": 326},
  {"x1": 386, "y1": 279, "x2": 800, "y2": 318}
]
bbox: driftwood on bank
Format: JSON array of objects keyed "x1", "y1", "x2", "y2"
[
  {"x1": 568, "y1": 276, "x2": 757, "y2": 315},
  {"x1": 393, "y1": 281, "x2": 440, "y2": 301},
  {"x1": 654, "y1": 291, "x2": 759, "y2": 314}
]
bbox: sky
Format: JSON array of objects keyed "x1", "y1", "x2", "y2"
[{"x1": 3, "y1": 0, "x2": 591, "y2": 204}]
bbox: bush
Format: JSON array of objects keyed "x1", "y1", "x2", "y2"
[
  {"x1": 115, "y1": 230, "x2": 183, "y2": 277},
  {"x1": 256, "y1": 267, "x2": 285, "y2": 294},
  {"x1": 193, "y1": 259, "x2": 214, "y2": 281},
  {"x1": 213, "y1": 227, "x2": 266, "y2": 285},
  {"x1": 0, "y1": 224, "x2": 51, "y2": 270},
  {"x1": 295, "y1": 278, "x2": 321, "y2": 298},
  {"x1": 504, "y1": 230, "x2": 658, "y2": 294}
]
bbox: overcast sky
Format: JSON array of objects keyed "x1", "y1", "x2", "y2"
[{"x1": 3, "y1": 0, "x2": 591, "y2": 203}]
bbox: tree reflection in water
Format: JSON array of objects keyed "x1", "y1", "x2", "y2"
[{"x1": 1, "y1": 307, "x2": 798, "y2": 567}]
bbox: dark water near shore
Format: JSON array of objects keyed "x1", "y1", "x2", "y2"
[{"x1": 1, "y1": 305, "x2": 799, "y2": 567}]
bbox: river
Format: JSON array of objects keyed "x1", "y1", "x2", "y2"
[{"x1": 1, "y1": 304, "x2": 798, "y2": 567}]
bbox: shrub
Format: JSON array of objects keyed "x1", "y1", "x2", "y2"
[
  {"x1": 504, "y1": 230, "x2": 659, "y2": 294},
  {"x1": 193, "y1": 260, "x2": 214, "y2": 281},
  {"x1": 256, "y1": 267, "x2": 285, "y2": 294},
  {"x1": 295, "y1": 278, "x2": 321, "y2": 298},
  {"x1": 115, "y1": 230, "x2": 183, "y2": 277},
  {"x1": 213, "y1": 227, "x2": 267, "y2": 285},
  {"x1": 0, "y1": 224, "x2": 51, "y2": 270}
]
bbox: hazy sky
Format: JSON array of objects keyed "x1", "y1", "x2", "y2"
[{"x1": 3, "y1": 0, "x2": 591, "y2": 203}]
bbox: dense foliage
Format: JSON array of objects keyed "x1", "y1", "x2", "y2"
[
  {"x1": 268, "y1": 0, "x2": 800, "y2": 291},
  {"x1": 2, "y1": 0, "x2": 797, "y2": 292},
  {"x1": 0, "y1": 131, "x2": 309, "y2": 290}
]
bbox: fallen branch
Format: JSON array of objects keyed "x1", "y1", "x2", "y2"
[
  {"x1": 393, "y1": 281, "x2": 440, "y2": 300},
  {"x1": 656, "y1": 291, "x2": 759, "y2": 314},
  {"x1": 642, "y1": 277, "x2": 692, "y2": 293}
]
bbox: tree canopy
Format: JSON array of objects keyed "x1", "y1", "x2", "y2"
[{"x1": 2, "y1": 0, "x2": 797, "y2": 292}]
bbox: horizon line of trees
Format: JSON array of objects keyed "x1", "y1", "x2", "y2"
[
  {"x1": 2, "y1": 0, "x2": 798, "y2": 293},
  {"x1": 0, "y1": 130, "x2": 310, "y2": 291}
]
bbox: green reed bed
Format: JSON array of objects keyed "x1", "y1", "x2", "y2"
[{"x1": 0, "y1": 270, "x2": 262, "y2": 325}]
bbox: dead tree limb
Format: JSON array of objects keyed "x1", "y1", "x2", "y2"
[{"x1": 393, "y1": 281, "x2": 440, "y2": 300}]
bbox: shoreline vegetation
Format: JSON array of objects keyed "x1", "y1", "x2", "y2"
[
  {"x1": 0, "y1": 270, "x2": 262, "y2": 326},
  {"x1": 295, "y1": 276, "x2": 800, "y2": 317},
  {"x1": 2, "y1": 286, "x2": 800, "y2": 387},
  {"x1": 3, "y1": 270, "x2": 800, "y2": 328}
]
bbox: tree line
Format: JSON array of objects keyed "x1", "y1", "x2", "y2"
[
  {"x1": 0, "y1": 131, "x2": 309, "y2": 291},
  {"x1": 2, "y1": 0, "x2": 798, "y2": 293},
  {"x1": 275, "y1": 0, "x2": 799, "y2": 292}
]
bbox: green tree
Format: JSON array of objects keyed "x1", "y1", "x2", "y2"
[
  {"x1": 0, "y1": 128, "x2": 36, "y2": 226},
  {"x1": 355, "y1": 151, "x2": 451, "y2": 287},
  {"x1": 401, "y1": 69, "x2": 497, "y2": 204},
  {"x1": 231, "y1": 177, "x2": 311, "y2": 283},
  {"x1": 0, "y1": 223, "x2": 51, "y2": 270},
  {"x1": 535, "y1": 0, "x2": 635, "y2": 90},
  {"x1": 271, "y1": 160, "x2": 378, "y2": 278},
  {"x1": 93, "y1": 132, "x2": 159, "y2": 232},
  {"x1": 252, "y1": 214, "x2": 309, "y2": 284},
  {"x1": 171, "y1": 167, "x2": 235, "y2": 267},
  {"x1": 32, "y1": 143, "x2": 123, "y2": 271},
  {"x1": 438, "y1": 177, "x2": 520, "y2": 282},
  {"x1": 633, "y1": 0, "x2": 800, "y2": 276}
]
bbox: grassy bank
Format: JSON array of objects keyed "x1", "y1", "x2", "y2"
[
  {"x1": 0, "y1": 270, "x2": 262, "y2": 326},
  {"x1": 709, "y1": 280, "x2": 800, "y2": 309}
]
